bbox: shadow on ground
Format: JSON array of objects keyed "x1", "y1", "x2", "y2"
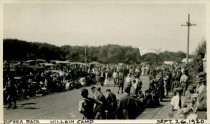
[{"x1": 4, "y1": 102, "x2": 39, "y2": 110}]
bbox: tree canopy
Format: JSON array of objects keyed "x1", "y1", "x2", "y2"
[
  {"x1": 4, "y1": 39, "x2": 187, "y2": 64},
  {"x1": 190, "y1": 39, "x2": 206, "y2": 73}
]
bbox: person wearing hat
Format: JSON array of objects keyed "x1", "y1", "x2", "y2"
[
  {"x1": 170, "y1": 87, "x2": 185, "y2": 119},
  {"x1": 196, "y1": 73, "x2": 206, "y2": 95},
  {"x1": 79, "y1": 88, "x2": 102, "y2": 119},
  {"x1": 196, "y1": 76, "x2": 207, "y2": 112}
]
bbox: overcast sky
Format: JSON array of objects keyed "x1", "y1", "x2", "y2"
[{"x1": 4, "y1": 3, "x2": 206, "y2": 54}]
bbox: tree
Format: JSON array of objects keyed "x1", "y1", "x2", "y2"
[
  {"x1": 4, "y1": 38, "x2": 189, "y2": 65},
  {"x1": 190, "y1": 39, "x2": 206, "y2": 73}
]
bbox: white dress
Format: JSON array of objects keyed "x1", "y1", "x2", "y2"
[{"x1": 104, "y1": 72, "x2": 109, "y2": 86}]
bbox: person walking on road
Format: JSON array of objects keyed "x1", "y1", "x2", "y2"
[
  {"x1": 112, "y1": 70, "x2": 118, "y2": 86},
  {"x1": 124, "y1": 74, "x2": 132, "y2": 90},
  {"x1": 117, "y1": 71, "x2": 124, "y2": 94}
]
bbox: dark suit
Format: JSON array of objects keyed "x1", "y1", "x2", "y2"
[
  {"x1": 106, "y1": 92, "x2": 117, "y2": 119},
  {"x1": 117, "y1": 93, "x2": 137, "y2": 119},
  {"x1": 95, "y1": 93, "x2": 106, "y2": 119}
]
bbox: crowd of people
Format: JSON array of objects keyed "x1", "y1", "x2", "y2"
[
  {"x1": 170, "y1": 71, "x2": 207, "y2": 119},
  {"x1": 4, "y1": 60, "x2": 207, "y2": 120},
  {"x1": 3, "y1": 63, "x2": 95, "y2": 109},
  {"x1": 3, "y1": 62, "x2": 147, "y2": 109},
  {"x1": 78, "y1": 63, "x2": 207, "y2": 119}
]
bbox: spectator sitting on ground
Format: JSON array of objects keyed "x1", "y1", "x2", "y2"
[
  {"x1": 137, "y1": 90, "x2": 144, "y2": 103},
  {"x1": 196, "y1": 76, "x2": 207, "y2": 111},
  {"x1": 186, "y1": 85, "x2": 197, "y2": 103},
  {"x1": 178, "y1": 94, "x2": 198, "y2": 120}
]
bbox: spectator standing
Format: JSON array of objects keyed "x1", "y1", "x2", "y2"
[
  {"x1": 180, "y1": 69, "x2": 189, "y2": 96},
  {"x1": 112, "y1": 70, "x2": 118, "y2": 86},
  {"x1": 6, "y1": 78, "x2": 18, "y2": 109},
  {"x1": 171, "y1": 77, "x2": 181, "y2": 95},
  {"x1": 117, "y1": 87, "x2": 137, "y2": 119},
  {"x1": 105, "y1": 89, "x2": 117, "y2": 119},
  {"x1": 196, "y1": 74, "x2": 207, "y2": 111},
  {"x1": 79, "y1": 89, "x2": 102, "y2": 119},
  {"x1": 95, "y1": 87, "x2": 107, "y2": 119},
  {"x1": 117, "y1": 71, "x2": 124, "y2": 94},
  {"x1": 157, "y1": 71, "x2": 164, "y2": 102},
  {"x1": 124, "y1": 74, "x2": 132, "y2": 91}
]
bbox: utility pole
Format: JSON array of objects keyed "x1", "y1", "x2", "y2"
[{"x1": 181, "y1": 14, "x2": 196, "y2": 64}]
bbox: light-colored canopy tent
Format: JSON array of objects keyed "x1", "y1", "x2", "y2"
[
  {"x1": 164, "y1": 61, "x2": 175, "y2": 65},
  {"x1": 182, "y1": 58, "x2": 193, "y2": 63},
  {"x1": 139, "y1": 48, "x2": 161, "y2": 56}
]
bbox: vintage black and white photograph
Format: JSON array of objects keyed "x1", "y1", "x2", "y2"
[{"x1": 3, "y1": 1, "x2": 207, "y2": 121}]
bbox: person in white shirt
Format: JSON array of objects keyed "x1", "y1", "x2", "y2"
[
  {"x1": 124, "y1": 74, "x2": 132, "y2": 89},
  {"x1": 180, "y1": 69, "x2": 188, "y2": 96},
  {"x1": 79, "y1": 77, "x2": 86, "y2": 86},
  {"x1": 104, "y1": 70, "x2": 109, "y2": 86},
  {"x1": 112, "y1": 70, "x2": 118, "y2": 86},
  {"x1": 198, "y1": 83, "x2": 206, "y2": 95},
  {"x1": 170, "y1": 87, "x2": 185, "y2": 119}
]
